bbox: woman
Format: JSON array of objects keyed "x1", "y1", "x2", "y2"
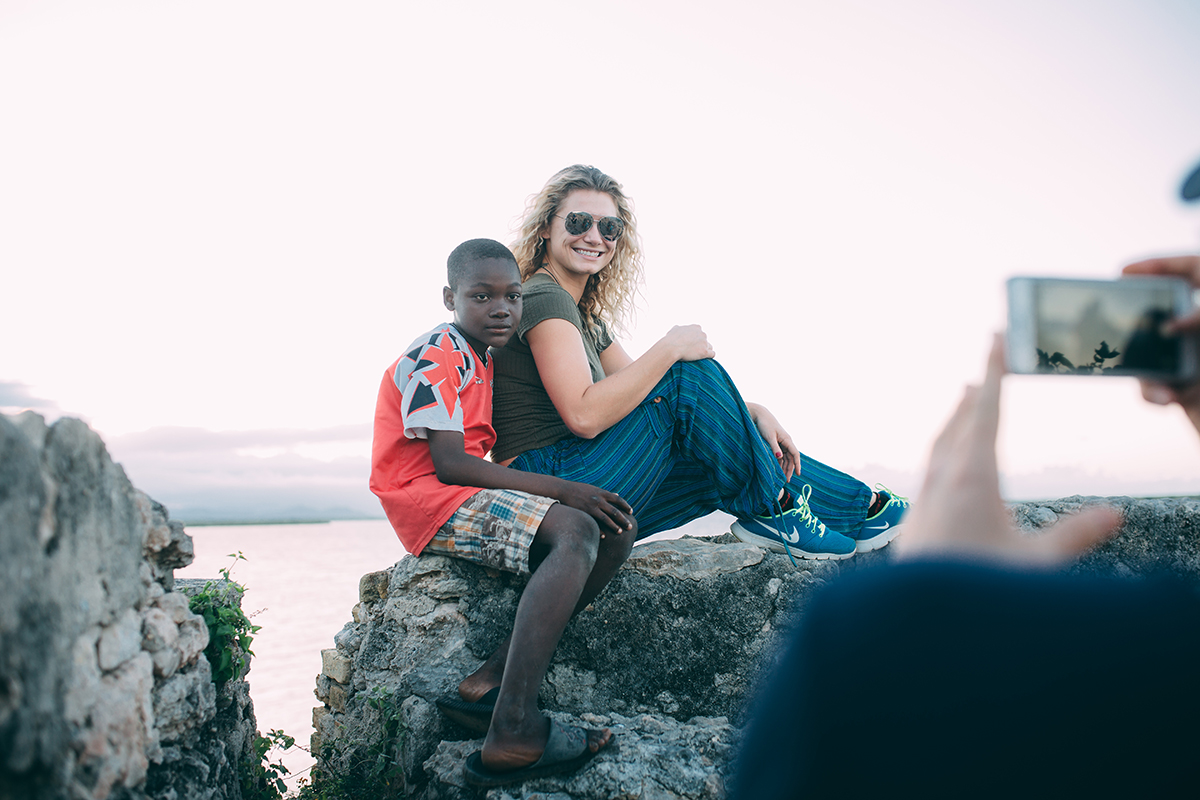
[{"x1": 492, "y1": 165, "x2": 906, "y2": 560}]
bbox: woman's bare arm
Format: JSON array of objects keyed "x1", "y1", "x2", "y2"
[
  {"x1": 526, "y1": 319, "x2": 714, "y2": 439},
  {"x1": 598, "y1": 340, "x2": 635, "y2": 374}
]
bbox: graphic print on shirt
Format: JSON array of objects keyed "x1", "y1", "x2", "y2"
[{"x1": 397, "y1": 326, "x2": 477, "y2": 439}]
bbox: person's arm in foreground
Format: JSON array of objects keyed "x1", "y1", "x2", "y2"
[
  {"x1": 1123, "y1": 255, "x2": 1200, "y2": 436},
  {"x1": 527, "y1": 320, "x2": 713, "y2": 439},
  {"x1": 427, "y1": 429, "x2": 634, "y2": 536},
  {"x1": 891, "y1": 335, "x2": 1123, "y2": 565}
]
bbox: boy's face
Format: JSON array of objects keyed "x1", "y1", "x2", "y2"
[{"x1": 443, "y1": 257, "x2": 523, "y2": 355}]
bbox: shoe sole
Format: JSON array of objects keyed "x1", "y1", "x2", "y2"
[
  {"x1": 854, "y1": 524, "x2": 903, "y2": 553},
  {"x1": 729, "y1": 524, "x2": 855, "y2": 560}
]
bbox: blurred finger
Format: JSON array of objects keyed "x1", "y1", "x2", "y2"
[
  {"x1": 1038, "y1": 505, "x2": 1123, "y2": 561},
  {"x1": 971, "y1": 333, "x2": 1006, "y2": 447},
  {"x1": 927, "y1": 385, "x2": 978, "y2": 469},
  {"x1": 1122, "y1": 255, "x2": 1200, "y2": 282},
  {"x1": 1165, "y1": 306, "x2": 1200, "y2": 334},
  {"x1": 1139, "y1": 380, "x2": 1175, "y2": 405}
]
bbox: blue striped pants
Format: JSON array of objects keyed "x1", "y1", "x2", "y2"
[{"x1": 509, "y1": 359, "x2": 872, "y2": 540}]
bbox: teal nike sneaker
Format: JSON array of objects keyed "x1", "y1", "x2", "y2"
[
  {"x1": 854, "y1": 484, "x2": 909, "y2": 552},
  {"x1": 731, "y1": 484, "x2": 856, "y2": 561}
]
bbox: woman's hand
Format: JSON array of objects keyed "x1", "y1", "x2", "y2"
[
  {"x1": 746, "y1": 402, "x2": 801, "y2": 480},
  {"x1": 662, "y1": 324, "x2": 715, "y2": 362}
]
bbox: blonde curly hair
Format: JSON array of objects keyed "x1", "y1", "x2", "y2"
[{"x1": 511, "y1": 165, "x2": 644, "y2": 335}]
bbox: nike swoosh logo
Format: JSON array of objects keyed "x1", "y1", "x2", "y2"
[
  {"x1": 783, "y1": 526, "x2": 823, "y2": 544},
  {"x1": 863, "y1": 522, "x2": 890, "y2": 532}
]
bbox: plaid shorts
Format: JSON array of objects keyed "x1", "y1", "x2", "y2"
[{"x1": 423, "y1": 488, "x2": 556, "y2": 575}]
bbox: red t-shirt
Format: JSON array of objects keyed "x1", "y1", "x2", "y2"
[{"x1": 369, "y1": 323, "x2": 494, "y2": 554}]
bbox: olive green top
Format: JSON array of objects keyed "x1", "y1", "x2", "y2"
[{"x1": 491, "y1": 273, "x2": 613, "y2": 462}]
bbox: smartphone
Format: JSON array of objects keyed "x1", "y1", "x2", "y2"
[{"x1": 1006, "y1": 276, "x2": 1197, "y2": 380}]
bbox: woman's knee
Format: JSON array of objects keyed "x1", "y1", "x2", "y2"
[
  {"x1": 664, "y1": 359, "x2": 740, "y2": 405},
  {"x1": 676, "y1": 357, "x2": 729, "y2": 382}
]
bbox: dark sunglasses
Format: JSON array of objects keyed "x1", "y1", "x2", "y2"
[{"x1": 556, "y1": 211, "x2": 625, "y2": 241}]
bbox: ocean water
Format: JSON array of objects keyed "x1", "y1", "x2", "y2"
[{"x1": 174, "y1": 514, "x2": 732, "y2": 789}]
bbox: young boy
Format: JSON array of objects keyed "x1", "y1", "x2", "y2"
[{"x1": 369, "y1": 238, "x2": 636, "y2": 787}]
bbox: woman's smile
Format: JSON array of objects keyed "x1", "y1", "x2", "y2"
[{"x1": 543, "y1": 189, "x2": 619, "y2": 279}]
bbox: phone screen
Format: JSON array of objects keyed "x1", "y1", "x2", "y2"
[{"x1": 1007, "y1": 277, "x2": 1195, "y2": 378}]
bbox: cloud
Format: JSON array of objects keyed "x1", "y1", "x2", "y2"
[
  {"x1": 110, "y1": 424, "x2": 372, "y2": 454},
  {"x1": 0, "y1": 380, "x2": 59, "y2": 414},
  {"x1": 105, "y1": 424, "x2": 382, "y2": 523}
]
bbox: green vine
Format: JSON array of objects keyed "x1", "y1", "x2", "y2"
[
  {"x1": 241, "y1": 729, "x2": 296, "y2": 799},
  {"x1": 185, "y1": 554, "x2": 301, "y2": 799},
  {"x1": 296, "y1": 686, "x2": 406, "y2": 799},
  {"x1": 188, "y1": 551, "x2": 261, "y2": 687}
]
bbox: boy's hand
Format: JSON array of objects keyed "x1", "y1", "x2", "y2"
[{"x1": 555, "y1": 480, "x2": 635, "y2": 536}]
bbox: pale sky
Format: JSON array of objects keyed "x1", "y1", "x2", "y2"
[{"x1": 3, "y1": 0, "x2": 1200, "y2": 519}]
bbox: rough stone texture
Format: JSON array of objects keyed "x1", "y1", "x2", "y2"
[
  {"x1": 312, "y1": 535, "x2": 889, "y2": 799},
  {"x1": 0, "y1": 413, "x2": 259, "y2": 800},
  {"x1": 420, "y1": 712, "x2": 735, "y2": 800},
  {"x1": 314, "y1": 498, "x2": 1200, "y2": 799},
  {"x1": 1011, "y1": 495, "x2": 1200, "y2": 582}
]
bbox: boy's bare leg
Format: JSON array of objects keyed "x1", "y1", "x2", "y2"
[
  {"x1": 456, "y1": 646, "x2": 508, "y2": 703},
  {"x1": 569, "y1": 519, "x2": 638, "y2": 614},
  {"x1": 457, "y1": 520, "x2": 636, "y2": 703},
  {"x1": 480, "y1": 505, "x2": 615, "y2": 770}
]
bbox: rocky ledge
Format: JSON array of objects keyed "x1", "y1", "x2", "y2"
[
  {"x1": 0, "y1": 413, "x2": 260, "y2": 800},
  {"x1": 312, "y1": 496, "x2": 1200, "y2": 800}
]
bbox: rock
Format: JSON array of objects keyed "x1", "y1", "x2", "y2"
[
  {"x1": 1011, "y1": 496, "x2": 1200, "y2": 581},
  {"x1": 311, "y1": 537, "x2": 852, "y2": 798},
  {"x1": 313, "y1": 497, "x2": 1200, "y2": 798},
  {"x1": 0, "y1": 413, "x2": 261, "y2": 800},
  {"x1": 419, "y1": 712, "x2": 736, "y2": 800},
  {"x1": 154, "y1": 658, "x2": 217, "y2": 744},
  {"x1": 322, "y1": 648, "x2": 353, "y2": 685},
  {"x1": 99, "y1": 608, "x2": 145, "y2": 671}
]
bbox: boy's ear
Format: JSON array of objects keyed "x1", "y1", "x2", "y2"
[{"x1": 442, "y1": 286, "x2": 455, "y2": 312}]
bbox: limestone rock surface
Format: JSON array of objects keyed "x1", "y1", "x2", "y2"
[
  {"x1": 1012, "y1": 495, "x2": 1200, "y2": 580},
  {"x1": 314, "y1": 497, "x2": 1200, "y2": 799},
  {"x1": 0, "y1": 413, "x2": 259, "y2": 800},
  {"x1": 312, "y1": 535, "x2": 888, "y2": 799}
]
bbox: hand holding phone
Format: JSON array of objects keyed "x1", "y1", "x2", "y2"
[
  {"x1": 1006, "y1": 275, "x2": 1198, "y2": 381},
  {"x1": 1122, "y1": 256, "x2": 1200, "y2": 437}
]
